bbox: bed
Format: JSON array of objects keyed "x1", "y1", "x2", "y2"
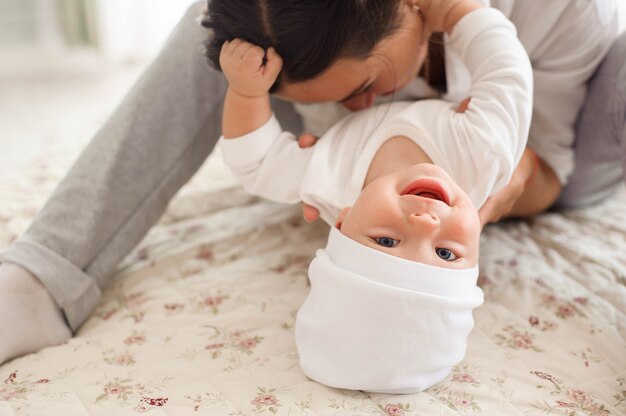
[{"x1": 1, "y1": 142, "x2": 625, "y2": 416}]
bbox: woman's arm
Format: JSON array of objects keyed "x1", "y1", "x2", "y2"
[
  {"x1": 479, "y1": 148, "x2": 561, "y2": 225},
  {"x1": 478, "y1": 1, "x2": 618, "y2": 223},
  {"x1": 508, "y1": 149, "x2": 561, "y2": 218}
]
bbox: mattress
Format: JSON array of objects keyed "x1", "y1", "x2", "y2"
[{"x1": 1, "y1": 147, "x2": 625, "y2": 415}]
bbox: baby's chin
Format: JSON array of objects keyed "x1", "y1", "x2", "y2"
[{"x1": 400, "y1": 163, "x2": 457, "y2": 187}]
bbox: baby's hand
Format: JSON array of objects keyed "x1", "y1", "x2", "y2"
[
  {"x1": 219, "y1": 39, "x2": 283, "y2": 98},
  {"x1": 415, "y1": 0, "x2": 481, "y2": 33}
]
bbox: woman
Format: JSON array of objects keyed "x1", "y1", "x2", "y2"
[{"x1": 0, "y1": 0, "x2": 622, "y2": 364}]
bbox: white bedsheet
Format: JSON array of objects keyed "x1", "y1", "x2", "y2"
[{"x1": 1, "y1": 147, "x2": 625, "y2": 415}]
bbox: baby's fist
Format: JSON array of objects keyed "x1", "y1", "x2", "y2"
[{"x1": 219, "y1": 39, "x2": 283, "y2": 98}]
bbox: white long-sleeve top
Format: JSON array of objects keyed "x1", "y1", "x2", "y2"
[
  {"x1": 219, "y1": 8, "x2": 532, "y2": 225},
  {"x1": 295, "y1": 0, "x2": 618, "y2": 184}
]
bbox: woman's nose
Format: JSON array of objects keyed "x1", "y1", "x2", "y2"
[{"x1": 341, "y1": 90, "x2": 377, "y2": 111}]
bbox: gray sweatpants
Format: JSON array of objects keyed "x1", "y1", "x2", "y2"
[
  {"x1": 556, "y1": 31, "x2": 626, "y2": 208},
  {"x1": 1, "y1": 2, "x2": 624, "y2": 331}
]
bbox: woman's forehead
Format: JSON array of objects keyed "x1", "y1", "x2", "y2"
[{"x1": 274, "y1": 58, "x2": 375, "y2": 103}]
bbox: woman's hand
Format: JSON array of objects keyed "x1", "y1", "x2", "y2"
[
  {"x1": 297, "y1": 133, "x2": 322, "y2": 222},
  {"x1": 478, "y1": 148, "x2": 536, "y2": 227}
]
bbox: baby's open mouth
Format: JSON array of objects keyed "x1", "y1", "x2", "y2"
[{"x1": 401, "y1": 178, "x2": 451, "y2": 206}]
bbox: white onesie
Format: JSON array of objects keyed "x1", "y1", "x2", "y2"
[{"x1": 219, "y1": 8, "x2": 533, "y2": 225}]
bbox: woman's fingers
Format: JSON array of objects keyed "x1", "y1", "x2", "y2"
[
  {"x1": 478, "y1": 197, "x2": 496, "y2": 228},
  {"x1": 302, "y1": 204, "x2": 320, "y2": 223},
  {"x1": 298, "y1": 135, "x2": 320, "y2": 222},
  {"x1": 457, "y1": 97, "x2": 471, "y2": 113},
  {"x1": 298, "y1": 133, "x2": 319, "y2": 148}
]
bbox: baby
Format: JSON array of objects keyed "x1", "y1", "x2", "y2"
[{"x1": 216, "y1": 3, "x2": 532, "y2": 393}]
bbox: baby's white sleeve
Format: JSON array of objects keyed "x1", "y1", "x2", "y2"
[
  {"x1": 219, "y1": 115, "x2": 313, "y2": 204},
  {"x1": 398, "y1": 8, "x2": 533, "y2": 208}
]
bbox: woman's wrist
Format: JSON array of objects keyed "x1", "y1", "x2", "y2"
[{"x1": 523, "y1": 148, "x2": 540, "y2": 187}]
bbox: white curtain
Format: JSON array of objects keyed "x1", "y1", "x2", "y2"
[
  {"x1": 56, "y1": 0, "x2": 198, "y2": 60},
  {"x1": 92, "y1": 0, "x2": 198, "y2": 61}
]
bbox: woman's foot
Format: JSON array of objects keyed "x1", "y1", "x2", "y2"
[{"x1": 0, "y1": 262, "x2": 72, "y2": 364}]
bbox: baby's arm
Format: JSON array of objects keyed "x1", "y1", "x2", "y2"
[
  {"x1": 218, "y1": 40, "x2": 315, "y2": 205},
  {"x1": 400, "y1": 5, "x2": 533, "y2": 208},
  {"x1": 219, "y1": 39, "x2": 282, "y2": 138}
]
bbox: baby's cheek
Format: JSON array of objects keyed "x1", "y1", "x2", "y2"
[{"x1": 452, "y1": 211, "x2": 481, "y2": 243}]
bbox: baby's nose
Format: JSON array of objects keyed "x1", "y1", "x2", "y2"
[{"x1": 408, "y1": 212, "x2": 439, "y2": 231}]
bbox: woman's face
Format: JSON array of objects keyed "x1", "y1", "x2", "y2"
[{"x1": 274, "y1": 5, "x2": 430, "y2": 111}]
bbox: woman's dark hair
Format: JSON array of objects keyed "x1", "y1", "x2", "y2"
[{"x1": 201, "y1": 0, "x2": 403, "y2": 92}]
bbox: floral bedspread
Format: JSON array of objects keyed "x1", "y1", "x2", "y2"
[{"x1": 1, "y1": 147, "x2": 625, "y2": 416}]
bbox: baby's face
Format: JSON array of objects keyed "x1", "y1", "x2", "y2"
[{"x1": 338, "y1": 163, "x2": 480, "y2": 269}]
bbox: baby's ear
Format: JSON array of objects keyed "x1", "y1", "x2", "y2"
[{"x1": 335, "y1": 207, "x2": 351, "y2": 230}]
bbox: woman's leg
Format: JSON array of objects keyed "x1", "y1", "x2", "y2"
[
  {"x1": 556, "y1": 32, "x2": 626, "y2": 208},
  {"x1": 0, "y1": 0, "x2": 300, "y2": 363},
  {"x1": 0, "y1": 1, "x2": 223, "y2": 334}
]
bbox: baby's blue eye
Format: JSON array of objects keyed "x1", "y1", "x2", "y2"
[
  {"x1": 374, "y1": 237, "x2": 399, "y2": 248},
  {"x1": 436, "y1": 247, "x2": 457, "y2": 261}
]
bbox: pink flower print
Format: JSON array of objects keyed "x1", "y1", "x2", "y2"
[
  {"x1": 512, "y1": 332, "x2": 534, "y2": 349},
  {"x1": 452, "y1": 374, "x2": 477, "y2": 384},
  {"x1": 530, "y1": 371, "x2": 561, "y2": 385},
  {"x1": 136, "y1": 248, "x2": 149, "y2": 261},
  {"x1": 589, "y1": 405, "x2": 610, "y2": 416},
  {"x1": 125, "y1": 292, "x2": 145, "y2": 306},
  {"x1": 4, "y1": 372, "x2": 17, "y2": 384},
  {"x1": 164, "y1": 303, "x2": 185, "y2": 314},
  {"x1": 556, "y1": 400, "x2": 573, "y2": 408},
  {"x1": 229, "y1": 330, "x2": 243, "y2": 340},
  {"x1": 196, "y1": 248, "x2": 214, "y2": 262},
  {"x1": 271, "y1": 265, "x2": 286, "y2": 273},
  {"x1": 573, "y1": 297, "x2": 588, "y2": 306},
  {"x1": 103, "y1": 385, "x2": 130, "y2": 395},
  {"x1": 556, "y1": 303, "x2": 577, "y2": 318},
  {"x1": 384, "y1": 404, "x2": 405, "y2": 416},
  {"x1": 205, "y1": 343, "x2": 225, "y2": 350},
  {"x1": 0, "y1": 388, "x2": 21, "y2": 402},
  {"x1": 528, "y1": 316, "x2": 557, "y2": 331},
  {"x1": 134, "y1": 397, "x2": 168, "y2": 413},
  {"x1": 100, "y1": 308, "x2": 118, "y2": 320},
  {"x1": 144, "y1": 397, "x2": 168, "y2": 406},
  {"x1": 124, "y1": 333, "x2": 147, "y2": 345},
  {"x1": 477, "y1": 275, "x2": 492, "y2": 287},
  {"x1": 239, "y1": 337, "x2": 257, "y2": 350},
  {"x1": 251, "y1": 394, "x2": 279, "y2": 407},
  {"x1": 35, "y1": 379, "x2": 49, "y2": 384},
  {"x1": 112, "y1": 352, "x2": 135, "y2": 366},
  {"x1": 454, "y1": 394, "x2": 474, "y2": 409},
  {"x1": 541, "y1": 294, "x2": 557, "y2": 305},
  {"x1": 115, "y1": 354, "x2": 130, "y2": 366},
  {"x1": 181, "y1": 263, "x2": 204, "y2": 277},
  {"x1": 203, "y1": 296, "x2": 223, "y2": 307},
  {"x1": 567, "y1": 388, "x2": 592, "y2": 405}
]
